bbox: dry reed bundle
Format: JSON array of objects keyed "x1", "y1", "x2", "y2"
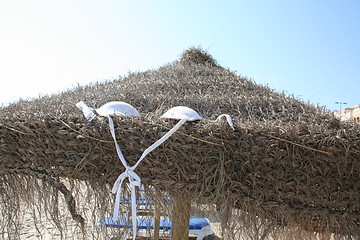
[{"x1": 1, "y1": 48, "x2": 359, "y2": 239}]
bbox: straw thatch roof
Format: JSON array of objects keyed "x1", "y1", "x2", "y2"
[{"x1": 1, "y1": 47, "x2": 360, "y2": 239}]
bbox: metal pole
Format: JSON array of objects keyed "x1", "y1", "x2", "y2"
[{"x1": 335, "y1": 102, "x2": 347, "y2": 120}]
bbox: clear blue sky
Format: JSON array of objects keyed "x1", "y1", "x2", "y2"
[{"x1": 0, "y1": 0, "x2": 359, "y2": 111}]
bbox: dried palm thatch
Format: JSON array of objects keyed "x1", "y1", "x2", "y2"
[
  {"x1": 179, "y1": 47, "x2": 218, "y2": 67},
  {"x1": 1, "y1": 47, "x2": 360, "y2": 239}
]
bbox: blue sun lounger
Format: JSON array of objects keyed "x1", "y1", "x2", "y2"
[{"x1": 99, "y1": 217, "x2": 213, "y2": 240}]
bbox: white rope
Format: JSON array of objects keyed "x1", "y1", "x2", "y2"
[
  {"x1": 109, "y1": 117, "x2": 188, "y2": 240},
  {"x1": 133, "y1": 118, "x2": 187, "y2": 169},
  {"x1": 214, "y1": 114, "x2": 234, "y2": 129},
  {"x1": 75, "y1": 101, "x2": 96, "y2": 122}
]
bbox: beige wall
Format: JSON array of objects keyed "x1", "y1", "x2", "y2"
[
  {"x1": 334, "y1": 105, "x2": 360, "y2": 122},
  {"x1": 353, "y1": 105, "x2": 360, "y2": 122}
]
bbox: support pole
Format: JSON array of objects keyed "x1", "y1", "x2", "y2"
[
  {"x1": 171, "y1": 197, "x2": 191, "y2": 240},
  {"x1": 154, "y1": 189, "x2": 161, "y2": 240}
]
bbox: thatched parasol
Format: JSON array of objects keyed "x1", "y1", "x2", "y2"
[{"x1": 1, "y1": 47, "x2": 359, "y2": 239}]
